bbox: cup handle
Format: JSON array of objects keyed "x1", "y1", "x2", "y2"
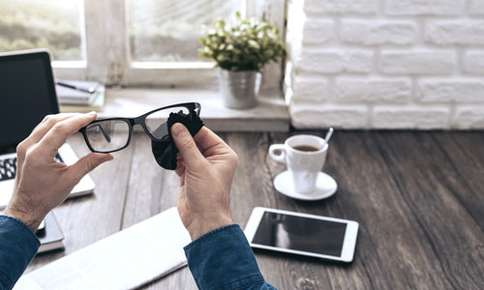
[{"x1": 268, "y1": 144, "x2": 286, "y2": 164}]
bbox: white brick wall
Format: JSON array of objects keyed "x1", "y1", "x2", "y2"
[
  {"x1": 418, "y1": 79, "x2": 484, "y2": 103},
  {"x1": 302, "y1": 19, "x2": 334, "y2": 45},
  {"x1": 304, "y1": 0, "x2": 378, "y2": 15},
  {"x1": 286, "y1": 0, "x2": 484, "y2": 129},
  {"x1": 335, "y1": 78, "x2": 412, "y2": 103},
  {"x1": 380, "y1": 50, "x2": 456, "y2": 75},
  {"x1": 463, "y1": 51, "x2": 484, "y2": 74},
  {"x1": 340, "y1": 21, "x2": 417, "y2": 46},
  {"x1": 291, "y1": 102, "x2": 369, "y2": 128},
  {"x1": 292, "y1": 76, "x2": 329, "y2": 101},
  {"x1": 299, "y1": 50, "x2": 373, "y2": 74},
  {"x1": 373, "y1": 106, "x2": 450, "y2": 129},
  {"x1": 385, "y1": 0, "x2": 465, "y2": 16},
  {"x1": 425, "y1": 21, "x2": 484, "y2": 45},
  {"x1": 454, "y1": 106, "x2": 484, "y2": 128},
  {"x1": 468, "y1": 0, "x2": 484, "y2": 15}
]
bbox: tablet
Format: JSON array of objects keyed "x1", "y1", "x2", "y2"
[{"x1": 244, "y1": 207, "x2": 359, "y2": 263}]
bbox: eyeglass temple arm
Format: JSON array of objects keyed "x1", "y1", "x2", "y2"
[
  {"x1": 194, "y1": 103, "x2": 201, "y2": 113},
  {"x1": 91, "y1": 123, "x2": 112, "y2": 143}
]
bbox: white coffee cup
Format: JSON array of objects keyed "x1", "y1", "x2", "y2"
[{"x1": 269, "y1": 135, "x2": 328, "y2": 194}]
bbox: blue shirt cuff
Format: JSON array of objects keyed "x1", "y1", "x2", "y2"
[
  {"x1": 0, "y1": 215, "x2": 40, "y2": 290},
  {"x1": 184, "y1": 224, "x2": 266, "y2": 290}
]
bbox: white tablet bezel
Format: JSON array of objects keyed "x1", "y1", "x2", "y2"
[{"x1": 244, "y1": 207, "x2": 359, "y2": 263}]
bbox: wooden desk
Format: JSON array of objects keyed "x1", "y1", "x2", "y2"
[{"x1": 27, "y1": 131, "x2": 484, "y2": 289}]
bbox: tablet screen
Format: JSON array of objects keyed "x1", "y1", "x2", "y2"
[{"x1": 252, "y1": 211, "x2": 347, "y2": 257}]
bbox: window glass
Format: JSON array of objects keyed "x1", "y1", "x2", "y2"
[
  {"x1": 0, "y1": 0, "x2": 84, "y2": 61},
  {"x1": 128, "y1": 0, "x2": 241, "y2": 62}
]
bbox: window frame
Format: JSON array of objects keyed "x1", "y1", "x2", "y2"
[{"x1": 52, "y1": 0, "x2": 286, "y2": 91}]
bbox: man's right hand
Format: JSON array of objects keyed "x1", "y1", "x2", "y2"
[
  {"x1": 171, "y1": 124, "x2": 239, "y2": 240},
  {"x1": 4, "y1": 113, "x2": 113, "y2": 231}
]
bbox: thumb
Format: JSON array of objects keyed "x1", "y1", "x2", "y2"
[
  {"x1": 67, "y1": 152, "x2": 113, "y2": 182},
  {"x1": 171, "y1": 123, "x2": 205, "y2": 168}
]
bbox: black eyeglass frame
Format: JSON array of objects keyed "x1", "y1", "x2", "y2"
[{"x1": 79, "y1": 102, "x2": 201, "y2": 153}]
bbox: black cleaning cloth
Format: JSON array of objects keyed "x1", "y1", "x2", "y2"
[{"x1": 151, "y1": 110, "x2": 204, "y2": 170}]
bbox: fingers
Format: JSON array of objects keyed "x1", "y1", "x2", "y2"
[
  {"x1": 16, "y1": 113, "x2": 81, "y2": 160},
  {"x1": 175, "y1": 164, "x2": 185, "y2": 177},
  {"x1": 175, "y1": 156, "x2": 184, "y2": 175},
  {"x1": 193, "y1": 126, "x2": 227, "y2": 153},
  {"x1": 39, "y1": 112, "x2": 97, "y2": 157},
  {"x1": 193, "y1": 127, "x2": 237, "y2": 166},
  {"x1": 30, "y1": 113, "x2": 82, "y2": 143},
  {"x1": 175, "y1": 156, "x2": 185, "y2": 185},
  {"x1": 67, "y1": 152, "x2": 113, "y2": 183},
  {"x1": 171, "y1": 123, "x2": 205, "y2": 168},
  {"x1": 15, "y1": 113, "x2": 88, "y2": 184}
]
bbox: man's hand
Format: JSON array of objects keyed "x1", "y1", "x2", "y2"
[
  {"x1": 4, "y1": 113, "x2": 113, "y2": 231},
  {"x1": 171, "y1": 124, "x2": 238, "y2": 240}
]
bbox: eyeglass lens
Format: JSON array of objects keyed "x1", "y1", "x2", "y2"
[
  {"x1": 85, "y1": 120, "x2": 130, "y2": 153},
  {"x1": 144, "y1": 106, "x2": 191, "y2": 140}
]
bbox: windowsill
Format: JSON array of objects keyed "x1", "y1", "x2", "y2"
[{"x1": 98, "y1": 87, "x2": 290, "y2": 132}]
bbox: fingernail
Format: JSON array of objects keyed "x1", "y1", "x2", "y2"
[
  {"x1": 87, "y1": 111, "x2": 96, "y2": 116},
  {"x1": 171, "y1": 123, "x2": 186, "y2": 137}
]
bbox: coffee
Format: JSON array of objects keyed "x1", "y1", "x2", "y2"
[
  {"x1": 292, "y1": 145, "x2": 320, "y2": 152},
  {"x1": 269, "y1": 134, "x2": 329, "y2": 194}
]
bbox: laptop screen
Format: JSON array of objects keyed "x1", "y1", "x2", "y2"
[{"x1": 0, "y1": 51, "x2": 59, "y2": 151}]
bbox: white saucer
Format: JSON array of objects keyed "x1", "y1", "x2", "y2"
[{"x1": 273, "y1": 171, "x2": 338, "y2": 201}]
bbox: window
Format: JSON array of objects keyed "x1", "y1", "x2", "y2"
[
  {"x1": 0, "y1": 0, "x2": 285, "y2": 89},
  {"x1": 128, "y1": 0, "x2": 240, "y2": 63},
  {"x1": 0, "y1": 0, "x2": 85, "y2": 61}
]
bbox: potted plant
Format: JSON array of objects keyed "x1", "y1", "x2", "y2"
[{"x1": 199, "y1": 12, "x2": 285, "y2": 109}]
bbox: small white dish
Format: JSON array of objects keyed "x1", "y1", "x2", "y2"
[{"x1": 273, "y1": 171, "x2": 337, "y2": 201}]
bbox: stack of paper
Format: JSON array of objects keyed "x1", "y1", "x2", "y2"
[
  {"x1": 56, "y1": 80, "x2": 105, "y2": 113},
  {"x1": 14, "y1": 207, "x2": 192, "y2": 290}
]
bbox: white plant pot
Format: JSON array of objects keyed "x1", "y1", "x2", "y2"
[{"x1": 219, "y1": 69, "x2": 260, "y2": 109}]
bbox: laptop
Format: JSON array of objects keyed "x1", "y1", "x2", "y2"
[{"x1": 0, "y1": 49, "x2": 95, "y2": 208}]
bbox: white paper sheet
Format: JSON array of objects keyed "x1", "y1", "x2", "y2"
[{"x1": 14, "y1": 207, "x2": 191, "y2": 290}]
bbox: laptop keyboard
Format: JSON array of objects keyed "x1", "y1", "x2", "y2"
[
  {"x1": 0, "y1": 157, "x2": 16, "y2": 181},
  {"x1": 0, "y1": 154, "x2": 64, "y2": 182}
]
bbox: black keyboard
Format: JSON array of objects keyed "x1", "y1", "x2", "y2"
[
  {"x1": 0, "y1": 154, "x2": 64, "y2": 182},
  {"x1": 0, "y1": 157, "x2": 16, "y2": 181}
]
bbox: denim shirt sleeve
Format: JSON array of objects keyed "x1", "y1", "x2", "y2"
[
  {"x1": 0, "y1": 215, "x2": 40, "y2": 290},
  {"x1": 184, "y1": 224, "x2": 276, "y2": 290}
]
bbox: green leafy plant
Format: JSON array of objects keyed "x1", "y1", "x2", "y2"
[{"x1": 199, "y1": 12, "x2": 285, "y2": 71}]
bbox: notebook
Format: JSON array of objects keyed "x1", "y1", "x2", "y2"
[
  {"x1": 59, "y1": 90, "x2": 105, "y2": 113},
  {"x1": 56, "y1": 80, "x2": 102, "y2": 105},
  {"x1": 36, "y1": 213, "x2": 64, "y2": 254},
  {"x1": 14, "y1": 207, "x2": 191, "y2": 290}
]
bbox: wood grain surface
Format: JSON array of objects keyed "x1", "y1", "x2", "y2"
[{"x1": 26, "y1": 131, "x2": 484, "y2": 290}]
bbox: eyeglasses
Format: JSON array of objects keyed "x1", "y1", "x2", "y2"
[{"x1": 80, "y1": 102, "x2": 201, "y2": 153}]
